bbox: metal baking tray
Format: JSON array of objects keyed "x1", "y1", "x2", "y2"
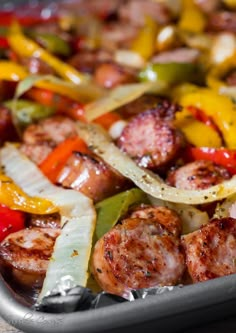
[
  {"x1": 1, "y1": 273, "x2": 236, "y2": 333},
  {"x1": 1, "y1": 0, "x2": 236, "y2": 332}
]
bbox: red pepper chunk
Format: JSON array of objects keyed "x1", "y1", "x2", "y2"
[
  {"x1": 0, "y1": 204, "x2": 25, "y2": 242},
  {"x1": 0, "y1": 11, "x2": 58, "y2": 27},
  {"x1": 184, "y1": 147, "x2": 236, "y2": 175},
  {"x1": 39, "y1": 136, "x2": 90, "y2": 183},
  {"x1": 26, "y1": 87, "x2": 86, "y2": 122},
  {"x1": 93, "y1": 112, "x2": 122, "y2": 130}
]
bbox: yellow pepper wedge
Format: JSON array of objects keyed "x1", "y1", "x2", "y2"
[
  {"x1": 179, "y1": 89, "x2": 236, "y2": 148},
  {"x1": 0, "y1": 61, "x2": 28, "y2": 81},
  {"x1": 131, "y1": 16, "x2": 158, "y2": 60},
  {"x1": 178, "y1": 2, "x2": 206, "y2": 33},
  {"x1": 0, "y1": 61, "x2": 89, "y2": 103},
  {"x1": 0, "y1": 174, "x2": 57, "y2": 214},
  {"x1": 175, "y1": 107, "x2": 222, "y2": 147},
  {"x1": 8, "y1": 23, "x2": 88, "y2": 85}
]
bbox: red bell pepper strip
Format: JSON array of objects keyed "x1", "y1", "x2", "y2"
[
  {"x1": 0, "y1": 204, "x2": 25, "y2": 242},
  {"x1": 0, "y1": 36, "x2": 9, "y2": 48},
  {"x1": 26, "y1": 87, "x2": 86, "y2": 122},
  {"x1": 0, "y1": 10, "x2": 58, "y2": 27},
  {"x1": 93, "y1": 112, "x2": 122, "y2": 130},
  {"x1": 39, "y1": 136, "x2": 90, "y2": 183},
  {"x1": 184, "y1": 147, "x2": 236, "y2": 175},
  {"x1": 187, "y1": 106, "x2": 221, "y2": 135}
]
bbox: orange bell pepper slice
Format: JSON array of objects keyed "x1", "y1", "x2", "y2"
[{"x1": 39, "y1": 136, "x2": 89, "y2": 183}]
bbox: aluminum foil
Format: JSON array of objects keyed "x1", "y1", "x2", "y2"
[{"x1": 35, "y1": 275, "x2": 183, "y2": 313}]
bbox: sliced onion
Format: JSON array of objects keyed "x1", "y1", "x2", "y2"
[
  {"x1": 114, "y1": 49, "x2": 146, "y2": 69},
  {"x1": 148, "y1": 196, "x2": 209, "y2": 234},
  {"x1": 85, "y1": 82, "x2": 165, "y2": 121},
  {"x1": 15, "y1": 74, "x2": 106, "y2": 104},
  {"x1": 76, "y1": 122, "x2": 236, "y2": 205},
  {"x1": 0, "y1": 144, "x2": 96, "y2": 300},
  {"x1": 214, "y1": 193, "x2": 236, "y2": 219}
]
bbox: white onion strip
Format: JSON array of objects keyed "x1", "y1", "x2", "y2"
[
  {"x1": 0, "y1": 144, "x2": 96, "y2": 300},
  {"x1": 76, "y1": 122, "x2": 236, "y2": 205},
  {"x1": 85, "y1": 82, "x2": 165, "y2": 121}
]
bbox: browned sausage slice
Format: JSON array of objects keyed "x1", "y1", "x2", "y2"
[
  {"x1": 94, "y1": 62, "x2": 136, "y2": 88},
  {"x1": 167, "y1": 160, "x2": 231, "y2": 190},
  {"x1": 20, "y1": 115, "x2": 78, "y2": 164},
  {"x1": 118, "y1": 0, "x2": 172, "y2": 26},
  {"x1": 92, "y1": 206, "x2": 185, "y2": 297},
  {"x1": 117, "y1": 108, "x2": 185, "y2": 170},
  {"x1": 0, "y1": 228, "x2": 60, "y2": 288},
  {"x1": 182, "y1": 218, "x2": 236, "y2": 282},
  {"x1": 57, "y1": 151, "x2": 129, "y2": 203},
  {"x1": 207, "y1": 11, "x2": 236, "y2": 32}
]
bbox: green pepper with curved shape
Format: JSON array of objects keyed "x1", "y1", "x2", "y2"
[
  {"x1": 95, "y1": 188, "x2": 150, "y2": 240},
  {"x1": 32, "y1": 32, "x2": 72, "y2": 57},
  {"x1": 4, "y1": 99, "x2": 55, "y2": 128},
  {"x1": 139, "y1": 62, "x2": 199, "y2": 85}
]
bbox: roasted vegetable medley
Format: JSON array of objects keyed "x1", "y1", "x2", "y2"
[{"x1": 0, "y1": 0, "x2": 236, "y2": 307}]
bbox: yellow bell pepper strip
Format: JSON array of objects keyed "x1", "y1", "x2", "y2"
[
  {"x1": 223, "y1": 0, "x2": 236, "y2": 9},
  {"x1": 171, "y1": 83, "x2": 199, "y2": 101},
  {"x1": 179, "y1": 89, "x2": 236, "y2": 148},
  {"x1": 0, "y1": 174, "x2": 57, "y2": 214},
  {"x1": 0, "y1": 61, "x2": 91, "y2": 103},
  {"x1": 131, "y1": 16, "x2": 158, "y2": 60},
  {"x1": 139, "y1": 62, "x2": 198, "y2": 85},
  {"x1": 174, "y1": 107, "x2": 222, "y2": 148},
  {"x1": 0, "y1": 61, "x2": 28, "y2": 81},
  {"x1": 8, "y1": 23, "x2": 88, "y2": 84},
  {"x1": 178, "y1": 1, "x2": 206, "y2": 33}
]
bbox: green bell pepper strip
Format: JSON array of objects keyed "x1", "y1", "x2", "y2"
[
  {"x1": 95, "y1": 188, "x2": 150, "y2": 240},
  {"x1": 139, "y1": 62, "x2": 198, "y2": 85},
  {"x1": 31, "y1": 32, "x2": 72, "y2": 57},
  {"x1": 4, "y1": 99, "x2": 55, "y2": 128}
]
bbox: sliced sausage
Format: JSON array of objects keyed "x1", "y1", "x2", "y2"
[
  {"x1": 117, "y1": 108, "x2": 185, "y2": 170},
  {"x1": 101, "y1": 22, "x2": 139, "y2": 49},
  {"x1": 92, "y1": 205, "x2": 185, "y2": 297},
  {"x1": 166, "y1": 160, "x2": 231, "y2": 190},
  {"x1": 129, "y1": 205, "x2": 182, "y2": 237},
  {"x1": 28, "y1": 213, "x2": 61, "y2": 229},
  {"x1": 0, "y1": 227, "x2": 60, "y2": 288},
  {"x1": 182, "y1": 218, "x2": 236, "y2": 282},
  {"x1": 94, "y1": 62, "x2": 136, "y2": 88},
  {"x1": 207, "y1": 11, "x2": 236, "y2": 32},
  {"x1": 194, "y1": 0, "x2": 221, "y2": 13},
  {"x1": 57, "y1": 151, "x2": 129, "y2": 203},
  {"x1": 151, "y1": 48, "x2": 200, "y2": 64},
  {"x1": 68, "y1": 49, "x2": 112, "y2": 74},
  {"x1": 116, "y1": 94, "x2": 161, "y2": 119},
  {"x1": 22, "y1": 115, "x2": 77, "y2": 147},
  {"x1": 118, "y1": 0, "x2": 172, "y2": 26},
  {"x1": 20, "y1": 143, "x2": 53, "y2": 165},
  {"x1": 21, "y1": 115, "x2": 78, "y2": 164}
]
